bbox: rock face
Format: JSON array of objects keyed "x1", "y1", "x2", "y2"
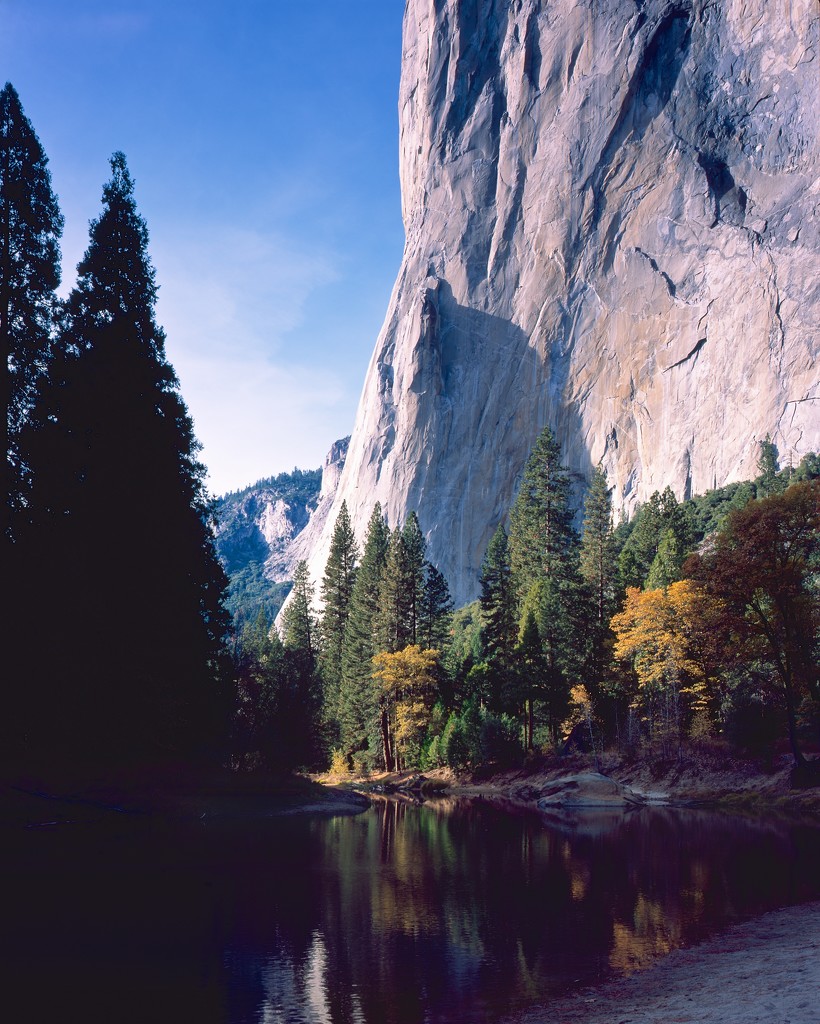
[
  {"x1": 285, "y1": 436, "x2": 350, "y2": 570},
  {"x1": 303, "y1": 0, "x2": 819, "y2": 606},
  {"x1": 536, "y1": 773, "x2": 646, "y2": 809}
]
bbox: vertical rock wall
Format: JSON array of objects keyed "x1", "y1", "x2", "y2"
[{"x1": 303, "y1": 0, "x2": 819, "y2": 607}]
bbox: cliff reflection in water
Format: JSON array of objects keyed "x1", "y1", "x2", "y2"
[{"x1": 224, "y1": 798, "x2": 820, "y2": 1024}]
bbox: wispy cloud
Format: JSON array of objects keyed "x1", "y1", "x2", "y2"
[
  {"x1": 154, "y1": 223, "x2": 339, "y2": 358},
  {"x1": 151, "y1": 222, "x2": 348, "y2": 494},
  {"x1": 2, "y1": 3, "x2": 150, "y2": 40}
]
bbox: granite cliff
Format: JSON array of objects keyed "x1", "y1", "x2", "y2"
[{"x1": 302, "y1": 0, "x2": 819, "y2": 607}]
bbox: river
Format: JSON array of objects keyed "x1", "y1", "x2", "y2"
[{"x1": 4, "y1": 795, "x2": 819, "y2": 1023}]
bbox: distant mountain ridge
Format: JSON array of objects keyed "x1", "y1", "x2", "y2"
[{"x1": 214, "y1": 439, "x2": 348, "y2": 628}]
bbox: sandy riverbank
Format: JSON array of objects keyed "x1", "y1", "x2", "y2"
[{"x1": 510, "y1": 900, "x2": 820, "y2": 1024}]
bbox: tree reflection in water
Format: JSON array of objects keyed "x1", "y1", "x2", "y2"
[
  {"x1": 4, "y1": 797, "x2": 819, "y2": 1024},
  {"x1": 223, "y1": 798, "x2": 820, "y2": 1024}
]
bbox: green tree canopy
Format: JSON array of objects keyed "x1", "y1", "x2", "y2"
[
  {"x1": 509, "y1": 425, "x2": 578, "y2": 598},
  {"x1": 580, "y1": 465, "x2": 617, "y2": 622},
  {"x1": 685, "y1": 480, "x2": 819, "y2": 767},
  {"x1": 319, "y1": 499, "x2": 359, "y2": 713},
  {"x1": 479, "y1": 523, "x2": 517, "y2": 666},
  {"x1": 282, "y1": 559, "x2": 318, "y2": 657},
  {"x1": 339, "y1": 503, "x2": 390, "y2": 763}
]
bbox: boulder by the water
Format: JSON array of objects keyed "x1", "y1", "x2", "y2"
[{"x1": 536, "y1": 773, "x2": 646, "y2": 809}]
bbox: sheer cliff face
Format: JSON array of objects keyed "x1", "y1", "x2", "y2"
[{"x1": 308, "y1": 0, "x2": 820, "y2": 606}]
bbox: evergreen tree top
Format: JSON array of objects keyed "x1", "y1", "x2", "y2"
[
  {"x1": 67, "y1": 152, "x2": 164, "y2": 354},
  {"x1": 1, "y1": 81, "x2": 63, "y2": 436},
  {"x1": 509, "y1": 425, "x2": 577, "y2": 593}
]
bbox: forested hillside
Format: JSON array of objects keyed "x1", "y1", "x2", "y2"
[
  {"x1": 214, "y1": 467, "x2": 322, "y2": 631},
  {"x1": 236, "y1": 427, "x2": 819, "y2": 779}
]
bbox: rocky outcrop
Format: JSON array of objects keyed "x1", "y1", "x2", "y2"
[
  {"x1": 302, "y1": 0, "x2": 819, "y2": 606},
  {"x1": 536, "y1": 773, "x2": 646, "y2": 809},
  {"x1": 284, "y1": 436, "x2": 350, "y2": 570}
]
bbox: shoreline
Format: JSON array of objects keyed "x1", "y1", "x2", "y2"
[
  {"x1": 335, "y1": 744, "x2": 820, "y2": 814},
  {"x1": 510, "y1": 900, "x2": 820, "y2": 1024}
]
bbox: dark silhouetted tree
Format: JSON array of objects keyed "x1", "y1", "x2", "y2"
[
  {"x1": 1, "y1": 84, "x2": 63, "y2": 761},
  {"x1": 233, "y1": 608, "x2": 321, "y2": 772},
  {"x1": 22, "y1": 152, "x2": 229, "y2": 766},
  {"x1": 1, "y1": 82, "x2": 63, "y2": 529}
]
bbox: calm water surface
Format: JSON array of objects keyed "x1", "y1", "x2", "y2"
[{"x1": 4, "y1": 796, "x2": 820, "y2": 1023}]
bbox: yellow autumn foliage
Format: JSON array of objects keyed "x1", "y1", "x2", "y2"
[
  {"x1": 610, "y1": 580, "x2": 722, "y2": 713},
  {"x1": 372, "y1": 646, "x2": 439, "y2": 768}
]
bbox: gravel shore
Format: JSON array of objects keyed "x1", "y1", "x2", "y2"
[{"x1": 514, "y1": 901, "x2": 820, "y2": 1024}]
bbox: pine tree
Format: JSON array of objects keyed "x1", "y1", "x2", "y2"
[
  {"x1": 514, "y1": 607, "x2": 546, "y2": 750},
  {"x1": 22, "y1": 152, "x2": 229, "y2": 765},
  {"x1": 402, "y1": 511, "x2": 428, "y2": 645},
  {"x1": 282, "y1": 560, "x2": 317, "y2": 657},
  {"x1": 507, "y1": 427, "x2": 583, "y2": 746},
  {"x1": 375, "y1": 526, "x2": 406, "y2": 654},
  {"x1": 756, "y1": 433, "x2": 781, "y2": 497},
  {"x1": 376, "y1": 511, "x2": 427, "y2": 652},
  {"x1": 1, "y1": 82, "x2": 63, "y2": 528},
  {"x1": 338, "y1": 503, "x2": 390, "y2": 763},
  {"x1": 419, "y1": 562, "x2": 454, "y2": 651},
  {"x1": 645, "y1": 527, "x2": 684, "y2": 589},
  {"x1": 519, "y1": 577, "x2": 578, "y2": 747},
  {"x1": 509, "y1": 425, "x2": 577, "y2": 599},
  {"x1": 480, "y1": 524, "x2": 517, "y2": 664},
  {"x1": 319, "y1": 500, "x2": 359, "y2": 714},
  {"x1": 579, "y1": 465, "x2": 618, "y2": 709},
  {"x1": 233, "y1": 604, "x2": 321, "y2": 772},
  {"x1": 618, "y1": 486, "x2": 692, "y2": 590},
  {"x1": 579, "y1": 466, "x2": 617, "y2": 623}
]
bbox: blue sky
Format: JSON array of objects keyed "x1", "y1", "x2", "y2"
[{"x1": 1, "y1": 1, "x2": 405, "y2": 495}]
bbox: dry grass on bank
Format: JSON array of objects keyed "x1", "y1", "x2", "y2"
[{"x1": 320, "y1": 741, "x2": 820, "y2": 813}]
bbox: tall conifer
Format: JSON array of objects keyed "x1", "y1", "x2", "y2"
[
  {"x1": 282, "y1": 560, "x2": 317, "y2": 657},
  {"x1": 319, "y1": 500, "x2": 359, "y2": 713},
  {"x1": 1, "y1": 84, "x2": 63, "y2": 761},
  {"x1": 376, "y1": 511, "x2": 427, "y2": 652},
  {"x1": 508, "y1": 427, "x2": 582, "y2": 744},
  {"x1": 479, "y1": 524, "x2": 517, "y2": 666},
  {"x1": 509, "y1": 425, "x2": 577, "y2": 599},
  {"x1": 419, "y1": 562, "x2": 454, "y2": 651},
  {"x1": 23, "y1": 153, "x2": 229, "y2": 765},
  {"x1": 338, "y1": 503, "x2": 390, "y2": 762},
  {"x1": 0, "y1": 82, "x2": 63, "y2": 523},
  {"x1": 579, "y1": 466, "x2": 617, "y2": 623}
]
